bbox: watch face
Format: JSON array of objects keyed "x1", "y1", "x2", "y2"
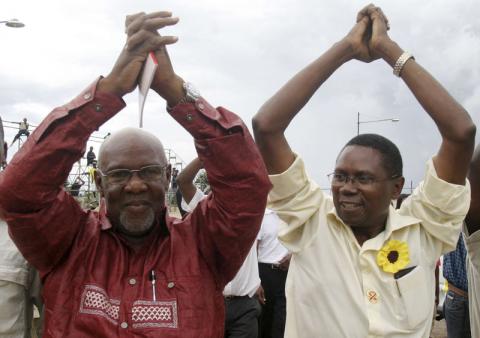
[{"x1": 183, "y1": 82, "x2": 200, "y2": 101}]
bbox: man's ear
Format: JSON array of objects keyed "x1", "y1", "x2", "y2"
[
  {"x1": 93, "y1": 169, "x2": 105, "y2": 197},
  {"x1": 391, "y1": 176, "x2": 405, "y2": 200}
]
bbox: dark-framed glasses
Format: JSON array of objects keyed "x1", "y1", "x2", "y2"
[
  {"x1": 327, "y1": 172, "x2": 400, "y2": 188},
  {"x1": 97, "y1": 164, "x2": 168, "y2": 185}
]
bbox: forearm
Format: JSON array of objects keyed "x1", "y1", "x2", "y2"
[
  {"x1": 253, "y1": 40, "x2": 353, "y2": 135},
  {"x1": 176, "y1": 158, "x2": 202, "y2": 203},
  {"x1": 378, "y1": 40, "x2": 475, "y2": 183},
  {"x1": 252, "y1": 40, "x2": 354, "y2": 174}
]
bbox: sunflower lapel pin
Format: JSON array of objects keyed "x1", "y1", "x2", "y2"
[{"x1": 377, "y1": 240, "x2": 410, "y2": 274}]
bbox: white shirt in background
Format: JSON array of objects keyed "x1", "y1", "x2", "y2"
[
  {"x1": 182, "y1": 189, "x2": 261, "y2": 297},
  {"x1": 257, "y1": 209, "x2": 289, "y2": 264}
]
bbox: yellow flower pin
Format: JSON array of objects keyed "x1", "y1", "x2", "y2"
[{"x1": 377, "y1": 240, "x2": 410, "y2": 274}]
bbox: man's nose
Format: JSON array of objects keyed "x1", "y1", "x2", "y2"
[
  {"x1": 124, "y1": 172, "x2": 147, "y2": 192},
  {"x1": 339, "y1": 179, "x2": 358, "y2": 194}
]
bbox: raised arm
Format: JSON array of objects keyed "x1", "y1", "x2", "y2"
[
  {"x1": 176, "y1": 157, "x2": 203, "y2": 204},
  {"x1": 252, "y1": 6, "x2": 385, "y2": 174},
  {"x1": 365, "y1": 6, "x2": 476, "y2": 184},
  {"x1": 466, "y1": 146, "x2": 480, "y2": 234}
]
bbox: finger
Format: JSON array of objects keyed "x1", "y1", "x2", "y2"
[
  {"x1": 125, "y1": 12, "x2": 145, "y2": 28},
  {"x1": 143, "y1": 16, "x2": 180, "y2": 32},
  {"x1": 126, "y1": 32, "x2": 178, "y2": 52},
  {"x1": 377, "y1": 8, "x2": 390, "y2": 30},
  {"x1": 144, "y1": 11, "x2": 174, "y2": 20},
  {"x1": 356, "y1": 3, "x2": 375, "y2": 22},
  {"x1": 127, "y1": 15, "x2": 179, "y2": 37}
]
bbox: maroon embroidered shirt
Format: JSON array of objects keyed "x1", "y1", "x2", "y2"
[{"x1": 0, "y1": 78, "x2": 271, "y2": 337}]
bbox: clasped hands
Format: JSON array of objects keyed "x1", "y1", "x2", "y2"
[
  {"x1": 98, "y1": 11, "x2": 182, "y2": 102},
  {"x1": 344, "y1": 4, "x2": 393, "y2": 63}
]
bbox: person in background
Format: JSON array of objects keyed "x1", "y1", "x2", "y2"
[
  {"x1": 464, "y1": 144, "x2": 480, "y2": 338},
  {"x1": 177, "y1": 157, "x2": 264, "y2": 338},
  {"x1": 86, "y1": 146, "x2": 96, "y2": 166},
  {"x1": 0, "y1": 116, "x2": 43, "y2": 337},
  {"x1": 257, "y1": 210, "x2": 290, "y2": 338},
  {"x1": 11, "y1": 118, "x2": 30, "y2": 146},
  {"x1": 442, "y1": 234, "x2": 470, "y2": 338}
]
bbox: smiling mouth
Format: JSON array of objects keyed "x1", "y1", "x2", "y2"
[
  {"x1": 124, "y1": 200, "x2": 152, "y2": 212},
  {"x1": 125, "y1": 200, "x2": 150, "y2": 207},
  {"x1": 340, "y1": 202, "x2": 363, "y2": 211}
]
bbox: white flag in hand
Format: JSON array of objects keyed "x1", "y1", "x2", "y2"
[{"x1": 138, "y1": 52, "x2": 158, "y2": 128}]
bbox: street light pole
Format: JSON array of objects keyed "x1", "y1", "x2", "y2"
[
  {"x1": 357, "y1": 112, "x2": 360, "y2": 135},
  {"x1": 357, "y1": 112, "x2": 400, "y2": 135},
  {"x1": 0, "y1": 19, "x2": 25, "y2": 28}
]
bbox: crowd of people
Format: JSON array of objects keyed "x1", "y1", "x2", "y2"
[{"x1": 0, "y1": 4, "x2": 478, "y2": 338}]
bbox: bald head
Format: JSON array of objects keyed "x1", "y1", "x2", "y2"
[{"x1": 98, "y1": 128, "x2": 167, "y2": 171}]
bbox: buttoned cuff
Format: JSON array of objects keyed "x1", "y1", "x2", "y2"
[{"x1": 167, "y1": 98, "x2": 244, "y2": 140}]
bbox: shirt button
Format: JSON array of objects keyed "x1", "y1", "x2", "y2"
[
  {"x1": 198, "y1": 103, "x2": 205, "y2": 110},
  {"x1": 167, "y1": 282, "x2": 175, "y2": 289},
  {"x1": 186, "y1": 113, "x2": 193, "y2": 121},
  {"x1": 94, "y1": 103, "x2": 103, "y2": 112},
  {"x1": 128, "y1": 278, "x2": 136, "y2": 285},
  {"x1": 83, "y1": 92, "x2": 92, "y2": 100},
  {"x1": 120, "y1": 322, "x2": 128, "y2": 329}
]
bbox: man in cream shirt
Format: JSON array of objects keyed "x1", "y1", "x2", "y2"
[
  {"x1": 465, "y1": 145, "x2": 480, "y2": 338},
  {"x1": 252, "y1": 5, "x2": 475, "y2": 338}
]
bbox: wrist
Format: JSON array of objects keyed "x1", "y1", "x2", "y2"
[
  {"x1": 97, "y1": 76, "x2": 125, "y2": 98},
  {"x1": 153, "y1": 75, "x2": 185, "y2": 107},
  {"x1": 334, "y1": 39, "x2": 356, "y2": 64},
  {"x1": 374, "y1": 39, "x2": 403, "y2": 67}
]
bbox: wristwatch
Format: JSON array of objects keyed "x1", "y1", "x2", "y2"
[{"x1": 167, "y1": 82, "x2": 200, "y2": 112}]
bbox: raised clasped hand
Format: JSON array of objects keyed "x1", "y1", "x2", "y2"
[
  {"x1": 101, "y1": 11, "x2": 179, "y2": 97},
  {"x1": 344, "y1": 4, "x2": 391, "y2": 63}
]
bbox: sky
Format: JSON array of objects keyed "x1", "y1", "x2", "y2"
[{"x1": 1, "y1": 0, "x2": 479, "y2": 191}]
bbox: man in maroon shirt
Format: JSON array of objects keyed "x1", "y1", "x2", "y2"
[{"x1": 0, "y1": 11, "x2": 270, "y2": 337}]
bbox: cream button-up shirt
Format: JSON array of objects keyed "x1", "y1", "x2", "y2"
[
  {"x1": 268, "y1": 156, "x2": 470, "y2": 338},
  {"x1": 465, "y1": 226, "x2": 480, "y2": 338}
]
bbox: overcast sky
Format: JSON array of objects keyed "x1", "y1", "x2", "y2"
[{"x1": 1, "y1": 0, "x2": 479, "y2": 191}]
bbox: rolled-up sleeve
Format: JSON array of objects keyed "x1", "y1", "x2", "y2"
[
  {"x1": 268, "y1": 155, "x2": 327, "y2": 252},
  {"x1": 400, "y1": 158, "x2": 471, "y2": 254}
]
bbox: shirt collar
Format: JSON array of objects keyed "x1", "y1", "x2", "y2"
[{"x1": 327, "y1": 204, "x2": 420, "y2": 251}]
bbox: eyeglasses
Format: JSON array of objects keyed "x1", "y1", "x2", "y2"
[
  {"x1": 97, "y1": 164, "x2": 168, "y2": 185},
  {"x1": 327, "y1": 172, "x2": 400, "y2": 188}
]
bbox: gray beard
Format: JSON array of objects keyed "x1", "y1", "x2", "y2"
[{"x1": 119, "y1": 208, "x2": 155, "y2": 236}]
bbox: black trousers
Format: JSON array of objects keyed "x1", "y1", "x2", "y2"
[
  {"x1": 12, "y1": 129, "x2": 30, "y2": 144},
  {"x1": 258, "y1": 263, "x2": 287, "y2": 338},
  {"x1": 225, "y1": 295, "x2": 262, "y2": 338}
]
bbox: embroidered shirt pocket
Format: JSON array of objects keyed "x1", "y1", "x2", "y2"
[
  {"x1": 130, "y1": 299, "x2": 178, "y2": 329},
  {"x1": 395, "y1": 265, "x2": 431, "y2": 329}
]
